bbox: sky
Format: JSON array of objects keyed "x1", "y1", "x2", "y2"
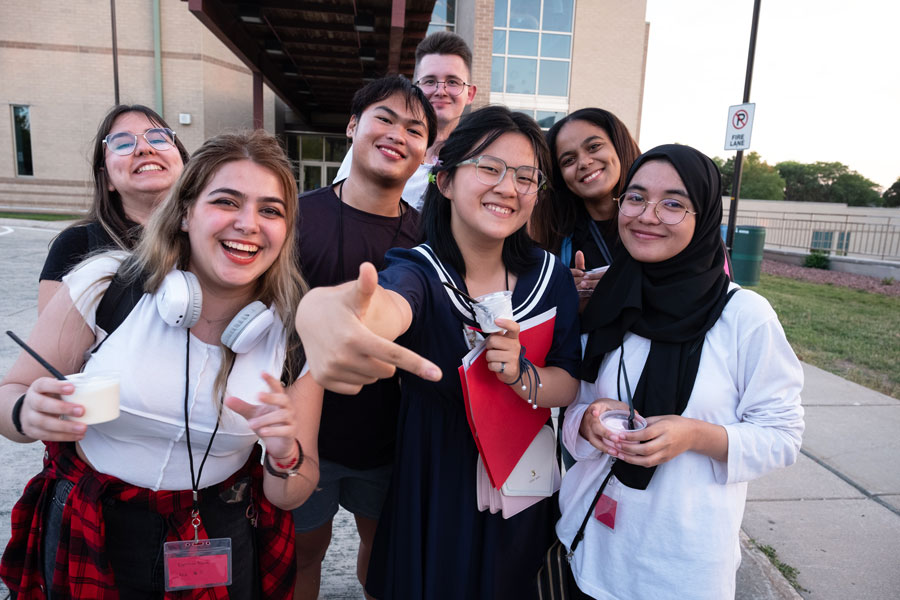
[{"x1": 640, "y1": 0, "x2": 900, "y2": 190}]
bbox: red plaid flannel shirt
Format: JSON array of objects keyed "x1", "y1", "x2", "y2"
[{"x1": 0, "y1": 442, "x2": 296, "y2": 599}]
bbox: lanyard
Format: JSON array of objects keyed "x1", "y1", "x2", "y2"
[
  {"x1": 183, "y1": 329, "x2": 222, "y2": 541},
  {"x1": 616, "y1": 344, "x2": 636, "y2": 430},
  {"x1": 587, "y1": 218, "x2": 614, "y2": 266}
]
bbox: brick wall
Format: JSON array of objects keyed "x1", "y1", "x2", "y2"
[{"x1": 470, "y1": 0, "x2": 494, "y2": 109}]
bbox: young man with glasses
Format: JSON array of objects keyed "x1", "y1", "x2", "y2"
[
  {"x1": 332, "y1": 31, "x2": 477, "y2": 211},
  {"x1": 292, "y1": 75, "x2": 436, "y2": 600}
]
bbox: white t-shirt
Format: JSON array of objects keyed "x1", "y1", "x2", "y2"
[
  {"x1": 556, "y1": 285, "x2": 805, "y2": 600},
  {"x1": 333, "y1": 146, "x2": 433, "y2": 212},
  {"x1": 64, "y1": 254, "x2": 287, "y2": 491}
]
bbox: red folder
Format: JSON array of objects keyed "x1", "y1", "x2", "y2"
[{"x1": 458, "y1": 308, "x2": 556, "y2": 488}]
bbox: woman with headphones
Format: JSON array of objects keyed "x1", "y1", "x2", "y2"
[{"x1": 0, "y1": 130, "x2": 319, "y2": 599}]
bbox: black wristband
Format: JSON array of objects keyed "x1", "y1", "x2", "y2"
[
  {"x1": 11, "y1": 394, "x2": 26, "y2": 436},
  {"x1": 264, "y1": 439, "x2": 304, "y2": 479}
]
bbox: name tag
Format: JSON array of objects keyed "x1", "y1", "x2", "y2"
[{"x1": 164, "y1": 538, "x2": 232, "y2": 591}]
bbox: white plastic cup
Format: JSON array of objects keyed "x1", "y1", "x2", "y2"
[
  {"x1": 472, "y1": 291, "x2": 513, "y2": 333},
  {"x1": 600, "y1": 409, "x2": 646, "y2": 433},
  {"x1": 62, "y1": 373, "x2": 121, "y2": 424}
]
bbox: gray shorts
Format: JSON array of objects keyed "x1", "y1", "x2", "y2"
[{"x1": 292, "y1": 458, "x2": 392, "y2": 533}]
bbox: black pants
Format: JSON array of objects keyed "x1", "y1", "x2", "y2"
[{"x1": 42, "y1": 478, "x2": 260, "y2": 599}]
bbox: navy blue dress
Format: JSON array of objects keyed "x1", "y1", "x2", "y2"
[{"x1": 365, "y1": 244, "x2": 580, "y2": 600}]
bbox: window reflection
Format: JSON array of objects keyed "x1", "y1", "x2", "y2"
[
  {"x1": 509, "y1": 31, "x2": 539, "y2": 56},
  {"x1": 542, "y1": 0, "x2": 574, "y2": 32},
  {"x1": 510, "y1": 0, "x2": 541, "y2": 29},
  {"x1": 538, "y1": 60, "x2": 569, "y2": 96},
  {"x1": 541, "y1": 33, "x2": 570, "y2": 59},
  {"x1": 506, "y1": 58, "x2": 537, "y2": 94}
]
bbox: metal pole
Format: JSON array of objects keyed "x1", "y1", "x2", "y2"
[
  {"x1": 725, "y1": 0, "x2": 761, "y2": 254},
  {"x1": 111, "y1": 0, "x2": 120, "y2": 104}
]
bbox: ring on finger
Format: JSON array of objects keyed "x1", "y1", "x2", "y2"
[{"x1": 500, "y1": 362, "x2": 506, "y2": 374}]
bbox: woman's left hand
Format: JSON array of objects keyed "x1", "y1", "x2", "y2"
[
  {"x1": 604, "y1": 415, "x2": 696, "y2": 467},
  {"x1": 225, "y1": 372, "x2": 299, "y2": 459},
  {"x1": 484, "y1": 317, "x2": 522, "y2": 385}
]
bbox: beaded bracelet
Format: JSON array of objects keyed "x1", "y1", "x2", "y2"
[{"x1": 504, "y1": 346, "x2": 542, "y2": 409}]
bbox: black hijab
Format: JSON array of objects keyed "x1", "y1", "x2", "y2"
[{"x1": 579, "y1": 144, "x2": 730, "y2": 490}]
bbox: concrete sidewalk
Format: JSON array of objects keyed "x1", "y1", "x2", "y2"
[{"x1": 0, "y1": 218, "x2": 897, "y2": 599}]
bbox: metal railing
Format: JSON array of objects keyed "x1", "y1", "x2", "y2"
[{"x1": 723, "y1": 210, "x2": 900, "y2": 261}]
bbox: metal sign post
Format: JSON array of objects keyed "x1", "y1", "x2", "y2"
[{"x1": 725, "y1": 0, "x2": 762, "y2": 254}]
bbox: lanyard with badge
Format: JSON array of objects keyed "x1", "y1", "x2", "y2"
[{"x1": 163, "y1": 330, "x2": 233, "y2": 591}]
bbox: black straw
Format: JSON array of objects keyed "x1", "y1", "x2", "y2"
[
  {"x1": 441, "y1": 281, "x2": 478, "y2": 305},
  {"x1": 6, "y1": 331, "x2": 68, "y2": 380}
]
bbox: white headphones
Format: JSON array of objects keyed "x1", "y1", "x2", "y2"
[{"x1": 156, "y1": 270, "x2": 275, "y2": 353}]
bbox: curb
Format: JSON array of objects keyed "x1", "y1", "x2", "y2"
[{"x1": 739, "y1": 530, "x2": 804, "y2": 600}]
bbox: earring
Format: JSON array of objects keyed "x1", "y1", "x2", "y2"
[{"x1": 180, "y1": 218, "x2": 188, "y2": 231}]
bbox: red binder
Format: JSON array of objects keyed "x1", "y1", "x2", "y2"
[{"x1": 458, "y1": 308, "x2": 556, "y2": 488}]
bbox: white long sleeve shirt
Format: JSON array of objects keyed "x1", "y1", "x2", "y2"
[{"x1": 556, "y1": 285, "x2": 805, "y2": 600}]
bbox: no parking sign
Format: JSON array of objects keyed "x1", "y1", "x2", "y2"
[{"x1": 724, "y1": 103, "x2": 755, "y2": 150}]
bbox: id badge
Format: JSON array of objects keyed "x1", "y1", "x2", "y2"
[
  {"x1": 593, "y1": 476, "x2": 620, "y2": 530},
  {"x1": 163, "y1": 538, "x2": 232, "y2": 591}
]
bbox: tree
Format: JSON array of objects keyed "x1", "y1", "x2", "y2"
[
  {"x1": 776, "y1": 161, "x2": 828, "y2": 203},
  {"x1": 714, "y1": 152, "x2": 784, "y2": 200},
  {"x1": 830, "y1": 172, "x2": 882, "y2": 207},
  {"x1": 883, "y1": 179, "x2": 900, "y2": 208}
]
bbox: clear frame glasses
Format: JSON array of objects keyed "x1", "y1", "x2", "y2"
[
  {"x1": 615, "y1": 192, "x2": 697, "y2": 225},
  {"x1": 414, "y1": 77, "x2": 470, "y2": 96},
  {"x1": 103, "y1": 128, "x2": 176, "y2": 156},
  {"x1": 458, "y1": 154, "x2": 545, "y2": 195}
]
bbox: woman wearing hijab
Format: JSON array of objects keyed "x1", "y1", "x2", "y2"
[{"x1": 555, "y1": 144, "x2": 804, "y2": 599}]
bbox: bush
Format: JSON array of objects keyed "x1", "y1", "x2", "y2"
[{"x1": 804, "y1": 250, "x2": 830, "y2": 270}]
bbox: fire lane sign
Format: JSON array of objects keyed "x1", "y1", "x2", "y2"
[{"x1": 724, "y1": 103, "x2": 755, "y2": 150}]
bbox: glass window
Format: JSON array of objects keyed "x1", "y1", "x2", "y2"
[
  {"x1": 494, "y1": 0, "x2": 508, "y2": 27},
  {"x1": 303, "y1": 165, "x2": 322, "y2": 192},
  {"x1": 12, "y1": 105, "x2": 33, "y2": 176},
  {"x1": 538, "y1": 60, "x2": 569, "y2": 96},
  {"x1": 508, "y1": 31, "x2": 539, "y2": 56},
  {"x1": 325, "y1": 137, "x2": 348, "y2": 162},
  {"x1": 493, "y1": 30, "x2": 507, "y2": 54},
  {"x1": 301, "y1": 135, "x2": 323, "y2": 161},
  {"x1": 536, "y1": 111, "x2": 565, "y2": 129},
  {"x1": 428, "y1": 0, "x2": 455, "y2": 32},
  {"x1": 491, "y1": 57, "x2": 506, "y2": 92},
  {"x1": 510, "y1": 0, "x2": 541, "y2": 30},
  {"x1": 542, "y1": 0, "x2": 574, "y2": 32},
  {"x1": 540, "y1": 33, "x2": 570, "y2": 58},
  {"x1": 506, "y1": 58, "x2": 537, "y2": 94},
  {"x1": 326, "y1": 166, "x2": 340, "y2": 184}
]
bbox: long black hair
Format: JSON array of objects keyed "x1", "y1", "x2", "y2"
[
  {"x1": 533, "y1": 108, "x2": 640, "y2": 253},
  {"x1": 421, "y1": 105, "x2": 551, "y2": 276}
]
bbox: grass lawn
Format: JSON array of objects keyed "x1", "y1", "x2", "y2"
[
  {"x1": 0, "y1": 211, "x2": 80, "y2": 221},
  {"x1": 752, "y1": 273, "x2": 900, "y2": 399}
]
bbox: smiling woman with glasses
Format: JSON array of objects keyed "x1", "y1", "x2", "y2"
[
  {"x1": 37, "y1": 105, "x2": 189, "y2": 313},
  {"x1": 556, "y1": 145, "x2": 804, "y2": 600},
  {"x1": 294, "y1": 106, "x2": 582, "y2": 599}
]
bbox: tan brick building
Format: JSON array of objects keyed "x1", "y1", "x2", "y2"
[
  {"x1": 0, "y1": 0, "x2": 276, "y2": 212},
  {"x1": 1, "y1": 0, "x2": 648, "y2": 211}
]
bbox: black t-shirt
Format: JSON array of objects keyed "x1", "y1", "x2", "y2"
[
  {"x1": 39, "y1": 222, "x2": 120, "y2": 282},
  {"x1": 295, "y1": 185, "x2": 422, "y2": 469}
]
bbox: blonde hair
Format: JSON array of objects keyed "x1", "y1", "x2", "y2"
[{"x1": 128, "y1": 130, "x2": 306, "y2": 393}]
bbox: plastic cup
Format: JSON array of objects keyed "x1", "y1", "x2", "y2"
[
  {"x1": 62, "y1": 373, "x2": 121, "y2": 424},
  {"x1": 600, "y1": 409, "x2": 646, "y2": 433},
  {"x1": 472, "y1": 291, "x2": 513, "y2": 333}
]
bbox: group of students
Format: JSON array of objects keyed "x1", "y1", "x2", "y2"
[{"x1": 0, "y1": 30, "x2": 804, "y2": 600}]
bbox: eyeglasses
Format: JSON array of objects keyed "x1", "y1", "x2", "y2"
[
  {"x1": 457, "y1": 155, "x2": 545, "y2": 195},
  {"x1": 103, "y1": 128, "x2": 177, "y2": 156},
  {"x1": 615, "y1": 192, "x2": 697, "y2": 225},
  {"x1": 414, "y1": 78, "x2": 469, "y2": 96}
]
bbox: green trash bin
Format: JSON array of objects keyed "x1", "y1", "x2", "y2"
[{"x1": 731, "y1": 226, "x2": 766, "y2": 286}]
